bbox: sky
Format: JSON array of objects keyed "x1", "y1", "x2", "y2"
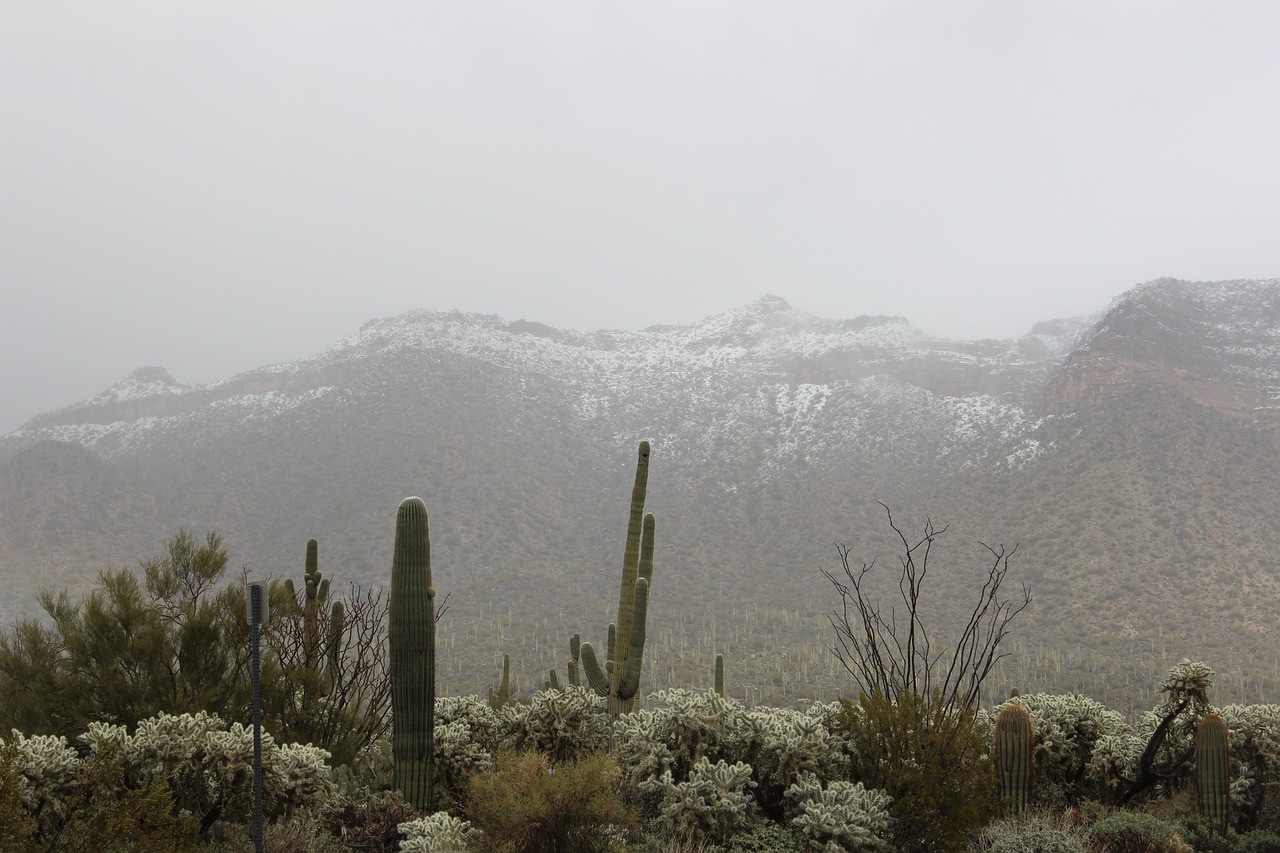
[{"x1": 3, "y1": 2, "x2": 1279, "y2": 434}]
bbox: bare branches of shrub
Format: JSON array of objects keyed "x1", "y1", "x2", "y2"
[{"x1": 823, "y1": 503, "x2": 1031, "y2": 713}]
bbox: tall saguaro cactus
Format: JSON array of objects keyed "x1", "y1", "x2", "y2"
[
  {"x1": 284, "y1": 539, "x2": 344, "y2": 697},
  {"x1": 1197, "y1": 713, "x2": 1230, "y2": 834},
  {"x1": 580, "y1": 440, "x2": 656, "y2": 719},
  {"x1": 994, "y1": 704, "x2": 1035, "y2": 812},
  {"x1": 389, "y1": 497, "x2": 436, "y2": 811}
]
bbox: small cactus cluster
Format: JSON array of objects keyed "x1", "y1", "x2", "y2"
[{"x1": 579, "y1": 440, "x2": 656, "y2": 721}]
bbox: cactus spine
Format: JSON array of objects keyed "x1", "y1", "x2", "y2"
[
  {"x1": 1196, "y1": 713, "x2": 1230, "y2": 834},
  {"x1": 994, "y1": 704, "x2": 1034, "y2": 812},
  {"x1": 580, "y1": 440, "x2": 656, "y2": 719},
  {"x1": 389, "y1": 497, "x2": 436, "y2": 811}
]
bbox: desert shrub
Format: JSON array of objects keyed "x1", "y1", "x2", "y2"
[
  {"x1": 1088, "y1": 811, "x2": 1194, "y2": 853},
  {"x1": 718, "y1": 819, "x2": 809, "y2": 852},
  {"x1": 639, "y1": 756, "x2": 756, "y2": 845},
  {"x1": 398, "y1": 810, "x2": 485, "y2": 852},
  {"x1": 11, "y1": 739, "x2": 198, "y2": 852},
  {"x1": 204, "y1": 812, "x2": 345, "y2": 852},
  {"x1": 840, "y1": 690, "x2": 997, "y2": 852},
  {"x1": 0, "y1": 741, "x2": 37, "y2": 852},
  {"x1": 1234, "y1": 830, "x2": 1280, "y2": 853},
  {"x1": 464, "y1": 750, "x2": 635, "y2": 853},
  {"x1": 985, "y1": 830, "x2": 1086, "y2": 853},
  {"x1": 322, "y1": 789, "x2": 423, "y2": 853}
]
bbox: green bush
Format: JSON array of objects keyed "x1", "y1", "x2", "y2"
[
  {"x1": 1235, "y1": 830, "x2": 1280, "y2": 853},
  {"x1": 464, "y1": 751, "x2": 635, "y2": 853},
  {"x1": 840, "y1": 690, "x2": 997, "y2": 852},
  {"x1": 1088, "y1": 811, "x2": 1194, "y2": 853},
  {"x1": 986, "y1": 830, "x2": 1086, "y2": 853}
]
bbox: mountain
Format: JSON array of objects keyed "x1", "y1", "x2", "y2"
[{"x1": 2, "y1": 279, "x2": 1278, "y2": 714}]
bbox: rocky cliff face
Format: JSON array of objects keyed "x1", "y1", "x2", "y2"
[{"x1": 1045, "y1": 278, "x2": 1280, "y2": 424}]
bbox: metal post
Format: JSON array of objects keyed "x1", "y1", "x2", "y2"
[{"x1": 249, "y1": 582, "x2": 265, "y2": 853}]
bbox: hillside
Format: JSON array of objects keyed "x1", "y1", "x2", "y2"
[{"x1": 2, "y1": 278, "x2": 1278, "y2": 715}]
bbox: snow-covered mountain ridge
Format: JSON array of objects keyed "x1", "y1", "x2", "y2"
[{"x1": 2, "y1": 293, "x2": 1092, "y2": 475}]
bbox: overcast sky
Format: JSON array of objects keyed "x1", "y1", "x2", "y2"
[{"x1": 3, "y1": 2, "x2": 1279, "y2": 434}]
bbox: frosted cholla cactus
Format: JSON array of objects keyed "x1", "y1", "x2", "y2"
[
  {"x1": 434, "y1": 696, "x2": 504, "y2": 755},
  {"x1": 274, "y1": 742, "x2": 336, "y2": 819},
  {"x1": 992, "y1": 693, "x2": 1128, "y2": 803},
  {"x1": 640, "y1": 756, "x2": 757, "y2": 843},
  {"x1": 502, "y1": 685, "x2": 609, "y2": 762},
  {"x1": 1085, "y1": 732, "x2": 1143, "y2": 794},
  {"x1": 615, "y1": 688, "x2": 753, "y2": 786},
  {"x1": 398, "y1": 811, "x2": 484, "y2": 853},
  {"x1": 79, "y1": 721, "x2": 130, "y2": 755},
  {"x1": 747, "y1": 705, "x2": 850, "y2": 810},
  {"x1": 786, "y1": 773, "x2": 893, "y2": 853},
  {"x1": 5, "y1": 730, "x2": 80, "y2": 818}
]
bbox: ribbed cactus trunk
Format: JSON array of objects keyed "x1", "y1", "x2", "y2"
[
  {"x1": 579, "y1": 441, "x2": 657, "y2": 749},
  {"x1": 1197, "y1": 713, "x2": 1230, "y2": 834},
  {"x1": 714, "y1": 654, "x2": 724, "y2": 698},
  {"x1": 994, "y1": 704, "x2": 1035, "y2": 812},
  {"x1": 390, "y1": 497, "x2": 436, "y2": 812}
]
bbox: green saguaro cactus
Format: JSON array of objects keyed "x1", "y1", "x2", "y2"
[
  {"x1": 1196, "y1": 713, "x2": 1230, "y2": 834},
  {"x1": 390, "y1": 497, "x2": 436, "y2": 811},
  {"x1": 994, "y1": 704, "x2": 1035, "y2": 812},
  {"x1": 714, "y1": 654, "x2": 725, "y2": 698},
  {"x1": 284, "y1": 539, "x2": 344, "y2": 696},
  {"x1": 488, "y1": 654, "x2": 512, "y2": 709},
  {"x1": 579, "y1": 441, "x2": 656, "y2": 720},
  {"x1": 567, "y1": 633, "x2": 581, "y2": 688}
]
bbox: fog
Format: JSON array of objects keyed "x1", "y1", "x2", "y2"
[{"x1": 3, "y1": 2, "x2": 1278, "y2": 433}]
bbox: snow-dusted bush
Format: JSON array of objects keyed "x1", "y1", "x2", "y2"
[
  {"x1": 615, "y1": 689, "x2": 753, "y2": 786},
  {"x1": 502, "y1": 685, "x2": 609, "y2": 763},
  {"x1": 398, "y1": 810, "x2": 482, "y2": 852},
  {"x1": 640, "y1": 756, "x2": 757, "y2": 843},
  {"x1": 786, "y1": 772, "x2": 893, "y2": 853}
]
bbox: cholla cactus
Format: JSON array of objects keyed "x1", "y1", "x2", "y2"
[
  {"x1": 614, "y1": 689, "x2": 753, "y2": 786},
  {"x1": 502, "y1": 685, "x2": 609, "y2": 763},
  {"x1": 786, "y1": 773, "x2": 893, "y2": 853},
  {"x1": 4, "y1": 730, "x2": 80, "y2": 824},
  {"x1": 398, "y1": 811, "x2": 484, "y2": 853},
  {"x1": 640, "y1": 756, "x2": 757, "y2": 843},
  {"x1": 747, "y1": 705, "x2": 850, "y2": 817}
]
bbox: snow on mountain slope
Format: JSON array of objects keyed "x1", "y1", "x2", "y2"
[{"x1": 2, "y1": 294, "x2": 1088, "y2": 477}]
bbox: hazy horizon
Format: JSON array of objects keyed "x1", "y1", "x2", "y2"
[{"x1": 4, "y1": 2, "x2": 1279, "y2": 433}]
